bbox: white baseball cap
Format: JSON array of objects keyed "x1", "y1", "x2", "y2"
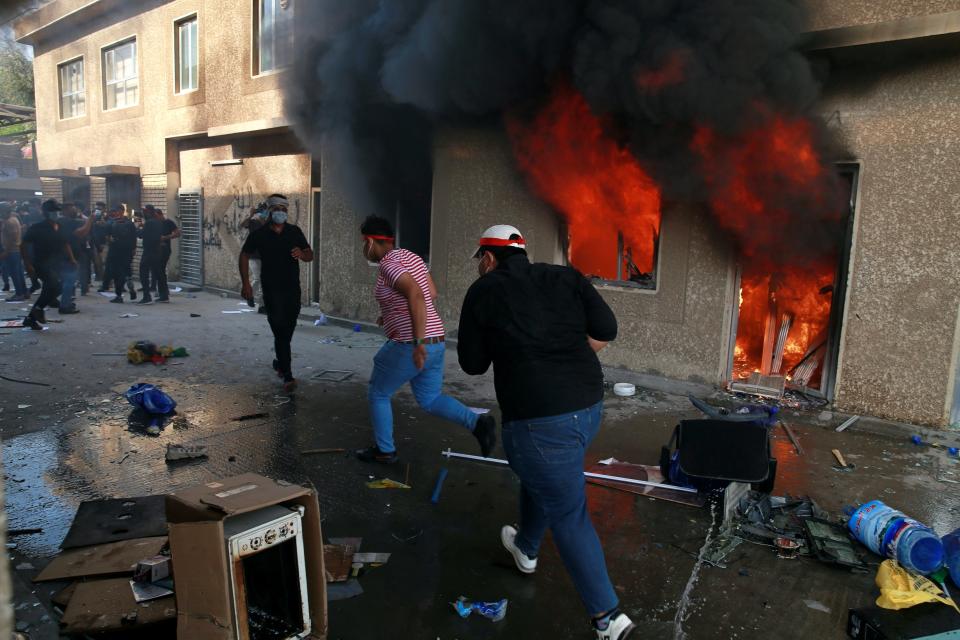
[{"x1": 473, "y1": 224, "x2": 526, "y2": 259}]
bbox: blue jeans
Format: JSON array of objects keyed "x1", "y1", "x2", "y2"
[
  {"x1": 368, "y1": 340, "x2": 477, "y2": 453},
  {"x1": 502, "y1": 400, "x2": 618, "y2": 616},
  {"x1": 2, "y1": 251, "x2": 26, "y2": 297},
  {"x1": 60, "y1": 261, "x2": 78, "y2": 309}
]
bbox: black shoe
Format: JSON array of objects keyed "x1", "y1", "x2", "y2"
[
  {"x1": 34, "y1": 308, "x2": 46, "y2": 324},
  {"x1": 283, "y1": 376, "x2": 298, "y2": 393},
  {"x1": 272, "y1": 359, "x2": 284, "y2": 378},
  {"x1": 156, "y1": 297, "x2": 170, "y2": 303},
  {"x1": 473, "y1": 414, "x2": 497, "y2": 458},
  {"x1": 355, "y1": 446, "x2": 398, "y2": 464},
  {"x1": 110, "y1": 296, "x2": 123, "y2": 303},
  {"x1": 258, "y1": 305, "x2": 267, "y2": 314},
  {"x1": 59, "y1": 306, "x2": 79, "y2": 314},
  {"x1": 128, "y1": 290, "x2": 137, "y2": 301},
  {"x1": 137, "y1": 296, "x2": 153, "y2": 305},
  {"x1": 22, "y1": 314, "x2": 41, "y2": 330},
  {"x1": 2, "y1": 284, "x2": 8, "y2": 292}
]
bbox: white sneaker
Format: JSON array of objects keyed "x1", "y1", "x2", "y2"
[
  {"x1": 594, "y1": 613, "x2": 636, "y2": 640},
  {"x1": 501, "y1": 524, "x2": 537, "y2": 574}
]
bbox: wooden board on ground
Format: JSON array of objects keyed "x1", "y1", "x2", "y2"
[
  {"x1": 324, "y1": 544, "x2": 355, "y2": 583},
  {"x1": 34, "y1": 537, "x2": 167, "y2": 582},
  {"x1": 61, "y1": 578, "x2": 175, "y2": 634},
  {"x1": 586, "y1": 461, "x2": 706, "y2": 507}
]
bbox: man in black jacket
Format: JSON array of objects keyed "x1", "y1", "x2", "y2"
[
  {"x1": 457, "y1": 224, "x2": 634, "y2": 640},
  {"x1": 105, "y1": 205, "x2": 138, "y2": 303}
]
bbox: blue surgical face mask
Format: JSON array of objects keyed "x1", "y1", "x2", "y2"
[
  {"x1": 270, "y1": 210, "x2": 288, "y2": 225},
  {"x1": 256, "y1": 210, "x2": 268, "y2": 221}
]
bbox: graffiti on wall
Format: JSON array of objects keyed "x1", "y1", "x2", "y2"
[{"x1": 201, "y1": 183, "x2": 305, "y2": 250}]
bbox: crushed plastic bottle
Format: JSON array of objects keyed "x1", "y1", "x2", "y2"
[
  {"x1": 849, "y1": 500, "x2": 944, "y2": 575},
  {"x1": 451, "y1": 597, "x2": 508, "y2": 622}
]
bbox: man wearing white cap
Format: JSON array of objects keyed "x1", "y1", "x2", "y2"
[
  {"x1": 356, "y1": 215, "x2": 496, "y2": 464},
  {"x1": 239, "y1": 194, "x2": 313, "y2": 392},
  {"x1": 458, "y1": 225, "x2": 634, "y2": 640}
]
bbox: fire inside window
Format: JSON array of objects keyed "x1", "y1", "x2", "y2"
[{"x1": 565, "y1": 221, "x2": 660, "y2": 290}]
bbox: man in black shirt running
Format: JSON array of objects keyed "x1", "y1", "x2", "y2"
[
  {"x1": 21, "y1": 200, "x2": 73, "y2": 330},
  {"x1": 239, "y1": 194, "x2": 313, "y2": 392},
  {"x1": 457, "y1": 224, "x2": 634, "y2": 640}
]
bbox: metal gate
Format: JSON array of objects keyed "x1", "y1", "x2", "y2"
[{"x1": 177, "y1": 190, "x2": 203, "y2": 286}]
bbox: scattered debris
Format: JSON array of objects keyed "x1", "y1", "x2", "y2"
[
  {"x1": 875, "y1": 560, "x2": 958, "y2": 612},
  {"x1": 301, "y1": 448, "x2": 345, "y2": 455},
  {"x1": 324, "y1": 544, "x2": 355, "y2": 583},
  {"x1": 832, "y1": 449, "x2": 851, "y2": 469},
  {"x1": 189, "y1": 313, "x2": 201, "y2": 318},
  {"x1": 0, "y1": 374, "x2": 50, "y2": 387},
  {"x1": 118, "y1": 313, "x2": 139, "y2": 318},
  {"x1": 836, "y1": 415, "x2": 860, "y2": 432},
  {"x1": 392, "y1": 528, "x2": 424, "y2": 543},
  {"x1": 61, "y1": 496, "x2": 167, "y2": 550},
  {"x1": 366, "y1": 478, "x2": 410, "y2": 489},
  {"x1": 312, "y1": 369, "x2": 354, "y2": 382},
  {"x1": 587, "y1": 458, "x2": 706, "y2": 507},
  {"x1": 803, "y1": 518, "x2": 865, "y2": 569},
  {"x1": 91, "y1": 353, "x2": 125, "y2": 356},
  {"x1": 780, "y1": 420, "x2": 803, "y2": 455},
  {"x1": 327, "y1": 579, "x2": 363, "y2": 601},
  {"x1": 15, "y1": 562, "x2": 34, "y2": 571},
  {"x1": 35, "y1": 537, "x2": 168, "y2": 581},
  {"x1": 231, "y1": 412, "x2": 269, "y2": 422},
  {"x1": 314, "y1": 314, "x2": 328, "y2": 326},
  {"x1": 353, "y1": 552, "x2": 391, "y2": 565},
  {"x1": 775, "y1": 536, "x2": 802, "y2": 560},
  {"x1": 468, "y1": 407, "x2": 491, "y2": 415},
  {"x1": 129, "y1": 580, "x2": 174, "y2": 603},
  {"x1": 431, "y1": 468, "x2": 449, "y2": 504},
  {"x1": 61, "y1": 577, "x2": 175, "y2": 634},
  {"x1": 165, "y1": 444, "x2": 208, "y2": 462},
  {"x1": 613, "y1": 382, "x2": 636, "y2": 397},
  {"x1": 127, "y1": 342, "x2": 189, "y2": 365},
  {"x1": 803, "y1": 599, "x2": 832, "y2": 614},
  {"x1": 451, "y1": 597, "x2": 508, "y2": 622},
  {"x1": 8, "y1": 528, "x2": 43, "y2": 536},
  {"x1": 16, "y1": 404, "x2": 30, "y2": 409},
  {"x1": 221, "y1": 310, "x2": 243, "y2": 314}
]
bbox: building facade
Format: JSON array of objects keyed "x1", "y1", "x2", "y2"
[{"x1": 16, "y1": 0, "x2": 960, "y2": 428}]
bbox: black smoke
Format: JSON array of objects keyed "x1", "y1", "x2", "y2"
[{"x1": 287, "y1": 0, "x2": 842, "y2": 252}]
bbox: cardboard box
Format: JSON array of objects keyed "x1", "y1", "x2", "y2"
[
  {"x1": 133, "y1": 555, "x2": 171, "y2": 583},
  {"x1": 166, "y1": 474, "x2": 327, "y2": 639}
]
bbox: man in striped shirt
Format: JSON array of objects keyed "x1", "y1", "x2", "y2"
[{"x1": 356, "y1": 215, "x2": 496, "y2": 464}]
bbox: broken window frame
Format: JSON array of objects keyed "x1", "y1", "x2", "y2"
[{"x1": 560, "y1": 221, "x2": 661, "y2": 291}]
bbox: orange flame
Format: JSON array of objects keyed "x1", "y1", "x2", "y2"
[{"x1": 506, "y1": 84, "x2": 661, "y2": 279}]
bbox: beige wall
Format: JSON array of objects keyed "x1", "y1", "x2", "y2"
[
  {"x1": 822, "y1": 50, "x2": 960, "y2": 427},
  {"x1": 25, "y1": 0, "x2": 287, "y2": 181},
  {"x1": 804, "y1": 0, "x2": 960, "y2": 31},
  {"x1": 179, "y1": 142, "x2": 311, "y2": 296}
]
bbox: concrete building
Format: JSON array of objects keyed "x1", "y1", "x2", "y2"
[{"x1": 15, "y1": 0, "x2": 960, "y2": 428}]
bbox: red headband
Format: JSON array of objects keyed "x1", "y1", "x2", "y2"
[
  {"x1": 478, "y1": 237, "x2": 526, "y2": 247},
  {"x1": 364, "y1": 234, "x2": 395, "y2": 241}
]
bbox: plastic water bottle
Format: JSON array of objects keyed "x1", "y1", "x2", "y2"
[
  {"x1": 848, "y1": 500, "x2": 944, "y2": 575},
  {"x1": 944, "y1": 528, "x2": 960, "y2": 588}
]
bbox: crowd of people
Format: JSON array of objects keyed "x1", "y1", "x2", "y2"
[{"x1": 0, "y1": 197, "x2": 179, "y2": 329}]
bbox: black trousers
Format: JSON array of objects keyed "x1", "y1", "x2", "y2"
[
  {"x1": 264, "y1": 287, "x2": 301, "y2": 378},
  {"x1": 139, "y1": 252, "x2": 168, "y2": 299},
  {"x1": 33, "y1": 264, "x2": 62, "y2": 310},
  {"x1": 158, "y1": 246, "x2": 171, "y2": 294},
  {"x1": 77, "y1": 249, "x2": 92, "y2": 294},
  {"x1": 107, "y1": 249, "x2": 133, "y2": 296}
]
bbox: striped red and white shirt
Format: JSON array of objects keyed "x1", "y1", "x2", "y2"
[{"x1": 375, "y1": 249, "x2": 445, "y2": 341}]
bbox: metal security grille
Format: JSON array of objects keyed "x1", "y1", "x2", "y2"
[{"x1": 177, "y1": 190, "x2": 203, "y2": 286}]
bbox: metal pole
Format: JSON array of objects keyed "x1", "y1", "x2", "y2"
[{"x1": 441, "y1": 449, "x2": 699, "y2": 495}]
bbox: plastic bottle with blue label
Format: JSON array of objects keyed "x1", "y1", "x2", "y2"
[
  {"x1": 943, "y1": 528, "x2": 960, "y2": 588},
  {"x1": 848, "y1": 500, "x2": 944, "y2": 575}
]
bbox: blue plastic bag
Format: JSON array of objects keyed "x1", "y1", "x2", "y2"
[
  {"x1": 451, "y1": 597, "x2": 507, "y2": 622},
  {"x1": 125, "y1": 383, "x2": 177, "y2": 415}
]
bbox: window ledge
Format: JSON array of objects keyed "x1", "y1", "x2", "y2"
[{"x1": 593, "y1": 279, "x2": 659, "y2": 295}]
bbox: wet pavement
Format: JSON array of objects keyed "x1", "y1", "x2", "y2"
[{"x1": 2, "y1": 290, "x2": 960, "y2": 638}]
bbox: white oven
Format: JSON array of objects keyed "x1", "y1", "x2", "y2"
[{"x1": 223, "y1": 504, "x2": 312, "y2": 640}]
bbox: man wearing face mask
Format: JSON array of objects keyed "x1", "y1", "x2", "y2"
[
  {"x1": 239, "y1": 194, "x2": 313, "y2": 392},
  {"x1": 457, "y1": 225, "x2": 634, "y2": 640}
]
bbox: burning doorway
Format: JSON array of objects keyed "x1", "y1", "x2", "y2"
[{"x1": 729, "y1": 163, "x2": 859, "y2": 398}]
